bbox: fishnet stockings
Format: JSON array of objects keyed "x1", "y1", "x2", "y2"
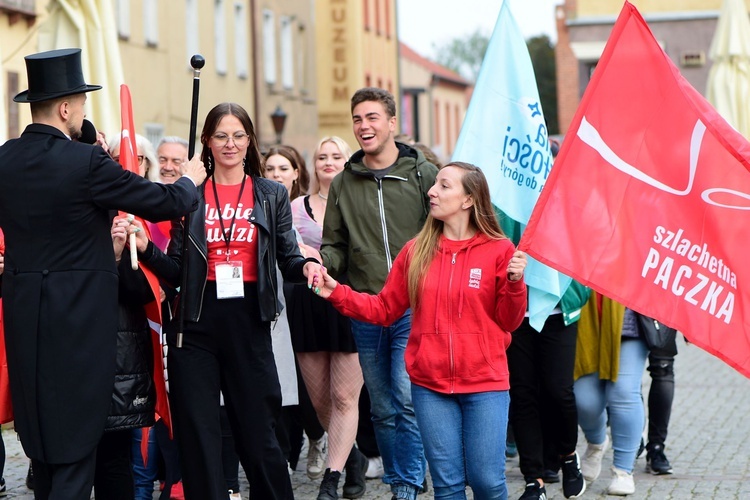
[{"x1": 297, "y1": 352, "x2": 363, "y2": 471}]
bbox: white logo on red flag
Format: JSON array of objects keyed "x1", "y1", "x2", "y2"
[{"x1": 519, "y1": 1, "x2": 750, "y2": 377}]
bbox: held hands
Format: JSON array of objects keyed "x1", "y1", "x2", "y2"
[
  {"x1": 310, "y1": 266, "x2": 338, "y2": 299},
  {"x1": 111, "y1": 216, "x2": 147, "y2": 261},
  {"x1": 181, "y1": 156, "x2": 208, "y2": 186},
  {"x1": 507, "y1": 250, "x2": 527, "y2": 282},
  {"x1": 0, "y1": 252, "x2": 4, "y2": 276},
  {"x1": 303, "y1": 261, "x2": 323, "y2": 291}
]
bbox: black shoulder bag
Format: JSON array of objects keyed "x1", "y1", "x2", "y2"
[{"x1": 634, "y1": 312, "x2": 677, "y2": 351}]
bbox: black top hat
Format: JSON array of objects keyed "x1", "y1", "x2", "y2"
[{"x1": 14, "y1": 48, "x2": 102, "y2": 103}]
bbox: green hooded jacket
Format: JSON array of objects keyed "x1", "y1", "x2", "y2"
[{"x1": 320, "y1": 143, "x2": 438, "y2": 294}]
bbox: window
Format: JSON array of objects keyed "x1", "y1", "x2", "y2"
[
  {"x1": 116, "y1": 0, "x2": 131, "y2": 40},
  {"x1": 445, "y1": 102, "x2": 451, "y2": 154},
  {"x1": 144, "y1": 123, "x2": 165, "y2": 149},
  {"x1": 234, "y1": 2, "x2": 248, "y2": 78},
  {"x1": 434, "y1": 100, "x2": 440, "y2": 145},
  {"x1": 280, "y1": 16, "x2": 294, "y2": 90},
  {"x1": 214, "y1": 0, "x2": 227, "y2": 75},
  {"x1": 7, "y1": 71, "x2": 19, "y2": 140},
  {"x1": 186, "y1": 0, "x2": 199, "y2": 64},
  {"x1": 143, "y1": 0, "x2": 158, "y2": 47},
  {"x1": 262, "y1": 9, "x2": 277, "y2": 84},
  {"x1": 384, "y1": 0, "x2": 390, "y2": 38},
  {"x1": 375, "y1": 0, "x2": 381, "y2": 35}
]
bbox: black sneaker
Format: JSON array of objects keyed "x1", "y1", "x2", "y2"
[
  {"x1": 561, "y1": 452, "x2": 586, "y2": 498},
  {"x1": 519, "y1": 481, "x2": 547, "y2": 500},
  {"x1": 317, "y1": 469, "x2": 341, "y2": 500},
  {"x1": 542, "y1": 469, "x2": 560, "y2": 484},
  {"x1": 646, "y1": 444, "x2": 673, "y2": 475},
  {"x1": 0, "y1": 477, "x2": 6, "y2": 497}
]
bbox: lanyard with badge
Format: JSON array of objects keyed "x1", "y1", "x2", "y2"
[{"x1": 213, "y1": 175, "x2": 247, "y2": 299}]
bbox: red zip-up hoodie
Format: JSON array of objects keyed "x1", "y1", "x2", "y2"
[{"x1": 328, "y1": 232, "x2": 527, "y2": 394}]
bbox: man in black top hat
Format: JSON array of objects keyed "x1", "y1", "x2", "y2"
[{"x1": 0, "y1": 48, "x2": 207, "y2": 500}]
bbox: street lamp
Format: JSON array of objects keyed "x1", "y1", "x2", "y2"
[{"x1": 270, "y1": 105, "x2": 287, "y2": 145}]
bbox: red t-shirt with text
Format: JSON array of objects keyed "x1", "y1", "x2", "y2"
[{"x1": 204, "y1": 177, "x2": 258, "y2": 282}]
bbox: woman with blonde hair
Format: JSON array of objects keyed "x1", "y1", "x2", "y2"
[
  {"x1": 287, "y1": 136, "x2": 370, "y2": 500},
  {"x1": 314, "y1": 162, "x2": 528, "y2": 499},
  {"x1": 109, "y1": 133, "x2": 160, "y2": 182}
]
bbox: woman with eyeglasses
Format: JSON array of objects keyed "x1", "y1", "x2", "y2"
[{"x1": 138, "y1": 102, "x2": 321, "y2": 500}]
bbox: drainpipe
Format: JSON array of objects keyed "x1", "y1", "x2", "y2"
[{"x1": 249, "y1": 0, "x2": 261, "y2": 139}]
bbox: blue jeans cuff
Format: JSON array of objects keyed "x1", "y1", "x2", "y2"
[{"x1": 392, "y1": 483, "x2": 419, "y2": 500}]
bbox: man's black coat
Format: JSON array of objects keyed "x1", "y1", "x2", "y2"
[{"x1": 0, "y1": 124, "x2": 199, "y2": 464}]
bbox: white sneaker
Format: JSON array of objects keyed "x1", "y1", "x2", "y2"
[
  {"x1": 365, "y1": 455, "x2": 384, "y2": 479},
  {"x1": 581, "y1": 434, "x2": 610, "y2": 482},
  {"x1": 607, "y1": 467, "x2": 635, "y2": 495},
  {"x1": 228, "y1": 490, "x2": 242, "y2": 500},
  {"x1": 306, "y1": 434, "x2": 327, "y2": 479}
]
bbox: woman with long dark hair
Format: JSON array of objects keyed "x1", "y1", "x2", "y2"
[{"x1": 139, "y1": 102, "x2": 321, "y2": 500}]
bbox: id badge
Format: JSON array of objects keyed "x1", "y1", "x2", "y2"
[{"x1": 215, "y1": 261, "x2": 244, "y2": 299}]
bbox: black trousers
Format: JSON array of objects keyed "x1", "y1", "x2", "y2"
[
  {"x1": 646, "y1": 332, "x2": 678, "y2": 449},
  {"x1": 508, "y1": 315, "x2": 579, "y2": 482},
  {"x1": 94, "y1": 429, "x2": 134, "y2": 499},
  {"x1": 167, "y1": 282, "x2": 293, "y2": 500},
  {"x1": 32, "y1": 447, "x2": 98, "y2": 500},
  {"x1": 153, "y1": 419, "x2": 182, "y2": 500}
]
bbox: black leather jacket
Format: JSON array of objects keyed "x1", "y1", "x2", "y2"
[{"x1": 141, "y1": 176, "x2": 315, "y2": 323}]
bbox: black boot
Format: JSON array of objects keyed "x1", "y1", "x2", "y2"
[
  {"x1": 342, "y1": 446, "x2": 367, "y2": 499},
  {"x1": 317, "y1": 468, "x2": 341, "y2": 500},
  {"x1": 26, "y1": 462, "x2": 34, "y2": 490}
]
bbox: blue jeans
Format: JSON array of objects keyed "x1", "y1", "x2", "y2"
[
  {"x1": 574, "y1": 338, "x2": 648, "y2": 472},
  {"x1": 132, "y1": 427, "x2": 159, "y2": 500},
  {"x1": 412, "y1": 384, "x2": 509, "y2": 500},
  {"x1": 351, "y1": 312, "x2": 426, "y2": 500}
]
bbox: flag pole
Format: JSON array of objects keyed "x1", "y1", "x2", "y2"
[{"x1": 177, "y1": 54, "x2": 205, "y2": 348}]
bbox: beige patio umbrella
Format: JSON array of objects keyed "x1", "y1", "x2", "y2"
[
  {"x1": 706, "y1": 0, "x2": 750, "y2": 139},
  {"x1": 36, "y1": 0, "x2": 124, "y2": 136}
]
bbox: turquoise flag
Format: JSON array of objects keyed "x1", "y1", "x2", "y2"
[{"x1": 452, "y1": 0, "x2": 571, "y2": 331}]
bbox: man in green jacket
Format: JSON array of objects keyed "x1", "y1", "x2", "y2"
[{"x1": 321, "y1": 88, "x2": 437, "y2": 500}]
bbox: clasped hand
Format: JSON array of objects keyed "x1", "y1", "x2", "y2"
[{"x1": 507, "y1": 250, "x2": 527, "y2": 282}]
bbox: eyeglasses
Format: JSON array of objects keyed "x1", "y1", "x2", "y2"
[
  {"x1": 158, "y1": 157, "x2": 185, "y2": 167},
  {"x1": 113, "y1": 155, "x2": 145, "y2": 166},
  {"x1": 211, "y1": 132, "x2": 250, "y2": 147}
]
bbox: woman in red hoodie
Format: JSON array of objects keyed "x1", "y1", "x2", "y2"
[{"x1": 314, "y1": 161, "x2": 527, "y2": 500}]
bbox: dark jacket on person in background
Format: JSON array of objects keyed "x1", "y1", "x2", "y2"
[
  {"x1": 321, "y1": 142, "x2": 438, "y2": 295},
  {"x1": 107, "y1": 258, "x2": 157, "y2": 431}
]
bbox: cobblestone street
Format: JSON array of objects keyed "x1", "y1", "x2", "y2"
[{"x1": 1, "y1": 340, "x2": 748, "y2": 499}]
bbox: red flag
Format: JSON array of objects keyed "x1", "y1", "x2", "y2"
[
  {"x1": 519, "y1": 2, "x2": 750, "y2": 377},
  {"x1": 0, "y1": 228, "x2": 13, "y2": 424},
  {"x1": 119, "y1": 85, "x2": 173, "y2": 447}
]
